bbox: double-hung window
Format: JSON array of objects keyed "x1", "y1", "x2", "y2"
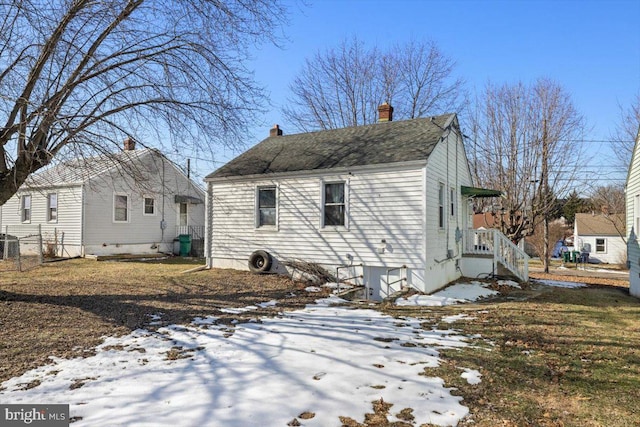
[
  {"x1": 21, "y1": 194, "x2": 31, "y2": 223},
  {"x1": 438, "y1": 183, "x2": 445, "y2": 229},
  {"x1": 323, "y1": 182, "x2": 345, "y2": 227},
  {"x1": 48, "y1": 193, "x2": 58, "y2": 222},
  {"x1": 144, "y1": 197, "x2": 155, "y2": 215},
  {"x1": 595, "y1": 238, "x2": 606, "y2": 253},
  {"x1": 257, "y1": 186, "x2": 277, "y2": 227},
  {"x1": 114, "y1": 194, "x2": 129, "y2": 222}
]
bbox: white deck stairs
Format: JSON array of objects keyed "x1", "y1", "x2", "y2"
[{"x1": 462, "y1": 229, "x2": 529, "y2": 282}]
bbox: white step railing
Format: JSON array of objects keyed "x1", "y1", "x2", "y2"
[{"x1": 463, "y1": 229, "x2": 529, "y2": 282}]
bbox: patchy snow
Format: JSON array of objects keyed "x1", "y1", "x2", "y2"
[
  {"x1": 0, "y1": 299, "x2": 477, "y2": 427},
  {"x1": 441, "y1": 314, "x2": 476, "y2": 324},
  {"x1": 497, "y1": 279, "x2": 521, "y2": 289},
  {"x1": 534, "y1": 279, "x2": 587, "y2": 288},
  {"x1": 460, "y1": 368, "x2": 482, "y2": 385},
  {"x1": 304, "y1": 286, "x2": 322, "y2": 292},
  {"x1": 396, "y1": 281, "x2": 499, "y2": 306}
]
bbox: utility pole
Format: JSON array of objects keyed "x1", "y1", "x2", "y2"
[{"x1": 187, "y1": 158, "x2": 191, "y2": 180}]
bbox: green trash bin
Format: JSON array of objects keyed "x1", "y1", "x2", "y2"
[
  {"x1": 562, "y1": 251, "x2": 570, "y2": 263},
  {"x1": 179, "y1": 234, "x2": 192, "y2": 257}
]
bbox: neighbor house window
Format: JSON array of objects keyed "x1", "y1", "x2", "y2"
[
  {"x1": 47, "y1": 193, "x2": 58, "y2": 222},
  {"x1": 323, "y1": 182, "x2": 345, "y2": 227},
  {"x1": 144, "y1": 197, "x2": 155, "y2": 215},
  {"x1": 257, "y1": 186, "x2": 277, "y2": 227},
  {"x1": 114, "y1": 194, "x2": 128, "y2": 222},
  {"x1": 21, "y1": 194, "x2": 31, "y2": 223},
  {"x1": 596, "y1": 238, "x2": 606, "y2": 253},
  {"x1": 179, "y1": 203, "x2": 188, "y2": 226},
  {"x1": 438, "y1": 183, "x2": 445, "y2": 229},
  {"x1": 450, "y1": 187, "x2": 455, "y2": 217}
]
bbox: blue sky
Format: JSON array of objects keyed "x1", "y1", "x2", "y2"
[{"x1": 186, "y1": 0, "x2": 640, "y2": 186}]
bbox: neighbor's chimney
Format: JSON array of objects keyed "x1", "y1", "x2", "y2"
[
  {"x1": 378, "y1": 102, "x2": 393, "y2": 122},
  {"x1": 270, "y1": 124, "x2": 283, "y2": 137},
  {"x1": 123, "y1": 137, "x2": 136, "y2": 151}
]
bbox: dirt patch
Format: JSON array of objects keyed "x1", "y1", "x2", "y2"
[{"x1": 0, "y1": 259, "x2": 330, "y2": 383}]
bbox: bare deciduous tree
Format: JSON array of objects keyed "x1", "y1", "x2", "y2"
[
  {"x1": 610, "y1": 91, "x2": 640, "y2": 168},
  {"x1": 0, "y1": 0, "x2": 286, "y2": 205},
  {"x1": 471, "y1": 78, "x2": 587, "y2": 272},
  {"x1": 282, "y1": 37, "x2": 466, "y2": 132}
]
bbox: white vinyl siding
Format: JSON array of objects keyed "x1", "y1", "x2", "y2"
[{"x1": 210, "y1": 168, "x2": 425, "y2": 269}]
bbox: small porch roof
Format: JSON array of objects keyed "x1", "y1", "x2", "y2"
[
  {"x1": 461, "y1": 186, "x2": 503, "y2": 198},
  {"x1": 174, "y1": 195, "x2": 204, "y2": 204}
]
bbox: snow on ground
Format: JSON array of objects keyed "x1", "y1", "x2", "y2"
[
  {"x1": 460, "y1": 368, "x2": 482, "y2": 385},
  {"x1": 533, "y1": 279, "x2": 587, "y2": 288},
  {"x1": 396, "y1": 281, "x2": 499, "y2": 306},
  {"x1": 497, "y1": 279, "x2": 521, "y2": 289},
  {"x1": 1, "y1": 297, "x2": 476, "y2": 427}
]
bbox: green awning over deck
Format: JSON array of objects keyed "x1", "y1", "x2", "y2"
[{"x1": 461, "y1": 186, "x2": 503, "y2": 198}]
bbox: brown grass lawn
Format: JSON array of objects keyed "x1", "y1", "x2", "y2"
[
  {"x1": 1, "y1": 259, "x2": 640, "y2": 426},
  {"x1": 0, "y1": 258, "x2": 329, "y2": 384}
]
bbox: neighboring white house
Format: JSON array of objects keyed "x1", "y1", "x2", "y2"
[
  {"x1": 625, "y1": 127, "x2": 640, "y2": 297},
  {"x1": 204, "y1": 105, "x2": 528, "y2": 299},
  {"x1": 574, "y1": 213, "x2": 625, "y2": 264},
  {"x1": 1, "y1": 140, "x2": 205, "y2": 257}
]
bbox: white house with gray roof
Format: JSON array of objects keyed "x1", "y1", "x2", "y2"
[
  {"x1": 205, "y1": 105, "x2": 528, "y2": 298},
  {"x1": 625, "y1": 127, "x2": 640, "y2": 297},
  {"x1": 1, "y1": 141, "x2": 205, "y2": 258}
]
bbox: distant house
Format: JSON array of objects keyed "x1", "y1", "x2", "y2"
[
  {"x1": 204, "y1": 105, "x2": 528, "y2": 299},
  {"x1": 625, "y1": 127, "x2": 640, "y2": 297},
  {"x1": 1, "y1": 140, "x2": 205, "y2": 257},
  {"x1": 574, "y1": 213, "x2": 625, "y2": 264}
]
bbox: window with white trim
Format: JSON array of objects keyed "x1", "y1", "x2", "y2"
[
  {"x1": 143, "y1": 197, "x2": 155, "y2": 215},
  {"x1": 114, "y1": 194, "x2": 129, "y2": 222},
  {"x1": 179, "y1": 202, "x2": 188, "y2": 226},
  {"x1": 257, "y1": 186, "x2": 277, "y2": 227},
  {"x1": 21, "y1": 194, "x2": 31, "y2": 223},
  {"x1": 48, "y1": 193, "x2": 58, "y2": 222},
  {"x1": 595, "y1": 238, "x2": 606, "y2": 253},
  {"x1": 450, "y1": 187, "x2": 455, "y2": 217},
  {"x1": 438, "y1": 183, "x2": 445, "y2": 229},
  {"x1": 323, "y1": 182, "x2": 345, "y2": 227}
]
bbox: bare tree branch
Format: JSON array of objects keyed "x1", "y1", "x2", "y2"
[{"x1": 0, "y1": 0, "x2": 287, "y2": 204}]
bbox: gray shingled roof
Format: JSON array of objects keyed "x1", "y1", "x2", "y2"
[
  {"x1": 25, "y1": 149, "x2": 154, "y2": 188},
  {"x1": 575, "y1": 213, "x2": 625, "y2": 236},
  {"x1": 207, "y1": 114, "x2": 455, "y2": 179}
]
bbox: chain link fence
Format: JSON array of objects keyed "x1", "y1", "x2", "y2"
[{"x1": 0, "y1": 225, "x2": 44, "y2": 272}]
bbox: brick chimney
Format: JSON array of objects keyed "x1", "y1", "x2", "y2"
[
  {"x1": 270, "y1": 124, "x2": 283, "y2": 137},
  {"x1": 123, "y1": 137, "x2": 136, "y2": 151},
  {"x1": 378, "y1": 103, "x2": 393, "y2": 122}
]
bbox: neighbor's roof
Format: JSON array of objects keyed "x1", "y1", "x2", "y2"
[
  {"x1": 25, "y1": 148, "x2": 156, "y2": 188},
  {"x1": 207, "y1": 114, "x2": 456, "y2": 179},
  {"x1": 575, "y1": 213, "x2": 625, "y2": 236}
]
